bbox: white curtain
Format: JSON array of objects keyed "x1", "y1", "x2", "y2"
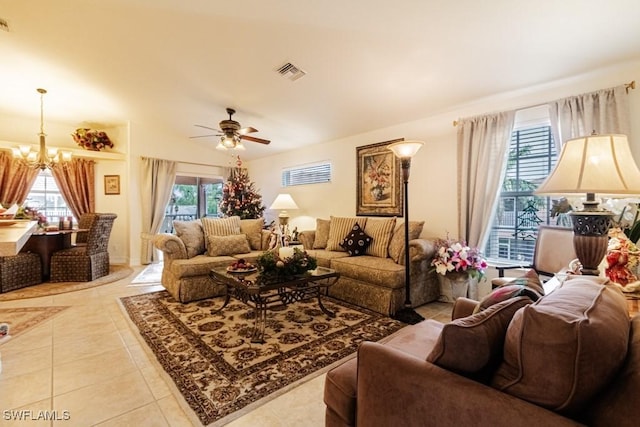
[
  {"x1": 548, "y1": 84, "x2": 631, "y2": 148},
  {"x1": 140, "y1": 157, "x2": 177, "y2": 264},
  {"x1": 457, "y1": 111, "x2": 516, "y2": 248}
]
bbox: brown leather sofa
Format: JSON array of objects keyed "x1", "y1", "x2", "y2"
[{"x1": 324, "y1": 277, "x2": 638, "y2": 426}]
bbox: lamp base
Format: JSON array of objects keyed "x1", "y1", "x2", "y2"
[
  {"x1": 570, "y1": 211, "x2": 613, "y2": 276},
  {"x1": 392, "y1": 307, "x2": 425, "y2": 325}
]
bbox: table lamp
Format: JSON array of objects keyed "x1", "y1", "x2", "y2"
[
  {"x1": 535, "y1": 133, "x2": 640, "y2": 275},
  {"x1": 269, "y1": 194, "x2": 299, "y2": 248},
  {"x1": 388, "y1": 140, "x2": 424, "y2": 324}
]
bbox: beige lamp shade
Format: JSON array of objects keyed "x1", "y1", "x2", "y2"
[
  {"x1": 269, "y1": 194, "x2": 299, "y2": 211},
  {"x1": 388, "y1": 140, "x2": 424, "y2": 158},
  {"x1": 536, "y1": 134, "x2": 640, "y2": 196}
]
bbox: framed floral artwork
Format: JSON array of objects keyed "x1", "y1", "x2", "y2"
[
  {"x1": 356, "y1": 138, "x2": 403, "y2": 217},
  {"x1": 104, "y1": 175, "x2": 120, "y2": 195}
]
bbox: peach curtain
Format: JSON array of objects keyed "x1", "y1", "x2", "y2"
[
  {"x1": 50, "y1": 158, "x2": 95, "y2": 219},
  {"x1": 0, "y1": 151, "x2": 39, "y2": 206}
]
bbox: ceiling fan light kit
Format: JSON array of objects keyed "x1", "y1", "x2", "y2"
[{"x1": 193, "y1": 107, "x2": 271, "y2": 150}]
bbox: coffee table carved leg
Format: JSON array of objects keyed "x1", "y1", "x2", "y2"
[
  {"x1": 211, "y1": 285, "x2": 231, "y2": 315},
  {"x1": 251, "y1": 301, "x2": 267, "y2": 344},
  {"x1": 317, "y1": 293, "x2": 335, "y2": 317}
]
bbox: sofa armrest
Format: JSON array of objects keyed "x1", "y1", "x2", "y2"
[
  {"x1": 298, "y1": 230, "x2": 316, "y2": 250},
  {"x1": 153, "y1": 233, "x2": 188, "y2": 260},
  {"x1": 409, "y1": 238, "x2": 436, "y2": 262},
  {"x1": 356, "y1": 342, "x2": 583, "y2": 427}
]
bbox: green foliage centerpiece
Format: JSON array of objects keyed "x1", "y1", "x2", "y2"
[{"x1": 256, "y1": 248, "x2": 317, "y2": 284}]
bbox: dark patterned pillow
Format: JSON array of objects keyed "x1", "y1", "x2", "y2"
[
  {"x1": 475, "y1": 269, "x2": 544, "y2": 313},
  {"x1": 339, "y1": 222, "x2": 372, "y2": 256}
]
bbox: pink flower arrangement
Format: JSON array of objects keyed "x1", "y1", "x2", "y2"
[
  {"x1": 72, "y1": 128, "x2": 113, "y2": 151},
  {"x1": 432, "y1": 236, "x2": 488, "y2": 279}
]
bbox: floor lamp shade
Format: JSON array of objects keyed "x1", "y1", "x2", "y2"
[{"x1": 535, "y1": 134, "x2": 640, "y2": 275}]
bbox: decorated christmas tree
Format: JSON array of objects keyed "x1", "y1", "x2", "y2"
[{"x1": 219, "y1": 157, "x2": 266, "y2": 219}]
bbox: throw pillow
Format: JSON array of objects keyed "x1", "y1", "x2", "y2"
[
  {"x1": 491, "y1": 278, "x2": 630, "y2": 415},
  {"x1": 207, "y1": 234, "x2": 251, "y2": 257},
  {"x1": 474, "y1": 269, "x2": 544, "y2": 313},
  {"x1": 427, "y1": 296, "x2": 532, "y2": 379},
  {"x1": 339, "y1": 222, "x2": 372, "y2": 256},
  {"x1": 326, "y1": 217, "x2": 366, "y2": 252},
  {"x1": 240, "y1": 218, "x2": 264, "y2": 250},
  {"x1": 173, "y1": 219, "x2": 205, "y2": 258},
  {"x1": 313, "y1": 218, "x2": 331, "y2": 249},
  {"x1": 363, "y1": 217, "x2": 396, "y2": 258},
  {"x1": 201, "y1": 216, "x2": 241, "y2": 249},
  {"x1": 388, "y1": 221, "x2": 425, "y2": 264}
]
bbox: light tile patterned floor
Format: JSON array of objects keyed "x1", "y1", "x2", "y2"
[{"x1": 0, "y1": 268, "x2": 452, "y2": 426}]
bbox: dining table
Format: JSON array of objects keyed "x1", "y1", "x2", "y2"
[{"x1": 20, "y1": 228, "x2": 88, "y2": 280}]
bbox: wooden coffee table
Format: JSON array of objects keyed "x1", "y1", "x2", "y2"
[{"x1": 209, "y1": 266, "x2": 340, "y2": 343}]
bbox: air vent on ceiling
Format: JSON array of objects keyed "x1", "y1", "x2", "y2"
[
  {"x1": 276, "y1": 62, "x2": 306, "y2": 81},
  {"x1": 0, "y1": 18, "x2": 9, "y2": 32}
]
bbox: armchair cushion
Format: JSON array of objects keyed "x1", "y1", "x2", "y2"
[
  {"x1": 427, "y1": 296, "x2": 532, "y2": 379},
  {"x1": 207, "y1": 234, "x2": 251, "y2": 257},
  {"x1": 173, "y1": 219, "x2": 204, "y2": 258},
  {"x1": 363, "y1": 217, "x2": 396, "y2": 258},
  {"x1": 240, "y1": 218, "x2": 264, "y2": 250},
  {"x1": 339, "y1": 222, "x2": 372, "y2": 256},
  {"x1": 492, "y1": 278, "x2": 630, "y2": 415},
  {"x1": 313, "y1": 218, "x2": 331, "y2": 249}
]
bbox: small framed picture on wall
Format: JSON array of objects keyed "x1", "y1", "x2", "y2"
[{"x1": 104, "y1": 175, "x2": 120, "y2": 195}]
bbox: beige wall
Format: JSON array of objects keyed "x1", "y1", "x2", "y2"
[
  {"x1": 2, "y1": 60, "x2": 639, "y2": 266},
  {"x1": 247, "y1": 60, "x2": 640, "y2": 243}
]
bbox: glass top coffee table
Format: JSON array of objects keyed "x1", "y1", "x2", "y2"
[{"x1": 209, "y1": 266, "x2": 340, "y2": 343}]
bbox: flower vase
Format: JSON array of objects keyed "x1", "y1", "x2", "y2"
[{"x1": 438, "y1": 272, "x2": 469, "y2": 303}]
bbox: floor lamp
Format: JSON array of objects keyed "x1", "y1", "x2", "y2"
[
  {"x1": 389, "y1": 140, "x2": 425, "y2": 324},
  {"x1": 536, "y1": 134, "x2": 640, "y2": 275}
]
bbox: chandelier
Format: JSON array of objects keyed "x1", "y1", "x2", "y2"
[{"x1": 12, "y1": 88, "x2": 72, "y2": 170}]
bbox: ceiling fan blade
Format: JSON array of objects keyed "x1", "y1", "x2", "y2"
[
  {"x1": 194, "y1": 124, "x2": 220, "y2": 132},
  {"x1": 189, "y1": 134, "x2": 218, "y2": 139},
  {"x1": 239, "y1": 126, "x2": 258, "y2": 135},
  {"x1": 241, "y1": 134, "x2": 271, "y2": 145}
]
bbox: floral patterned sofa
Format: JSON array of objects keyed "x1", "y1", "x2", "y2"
[
  {"x1": 153, "y1": 216, "x2": 271, "y2": 303},
  {"x1": 299, "y1": 216, "x2": 440, "y2": 316}
]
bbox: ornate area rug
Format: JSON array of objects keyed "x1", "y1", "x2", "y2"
[
  {"x1": 0, "y1": 265, "x2": 133, "y2": 301},
  {"x1": 120, "y1": 290, "x2": 404, "y2": 426},
  {"x1": 0, "y1": 306, "x2": 69, "y2": 342}
]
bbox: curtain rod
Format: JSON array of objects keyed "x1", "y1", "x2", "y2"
[
  {"x1": 140, "y1": 156, "x2": 227, "y2": 169},
  {"x1": 452, "y1": 80, "x2": 636, "y2": 127}
]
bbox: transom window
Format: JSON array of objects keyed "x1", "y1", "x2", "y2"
[{"x1": 282, "y1": 162, "x2": 332, "y2": 187}]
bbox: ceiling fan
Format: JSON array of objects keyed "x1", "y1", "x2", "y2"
[{"x1": 191, "y1": 107, "x2": 271, "y2": 150}]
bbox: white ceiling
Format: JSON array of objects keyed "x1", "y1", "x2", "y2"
[{"x1": 1, "y1": 0, "x2": 640, "y2": 159}]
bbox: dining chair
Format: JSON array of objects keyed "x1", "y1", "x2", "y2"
[
  {"x1": 49, "y1": 213, "x2": 117, "y2": 282},
  {"x1": 492, "y1": 225, "x2": 577, "y2": 288},
  {"x1": 0, "y1": 252, "x2": 42, "y2": 293},
  {"x1": 74, "y1": 213, "x2": 98, "y2": 246}
]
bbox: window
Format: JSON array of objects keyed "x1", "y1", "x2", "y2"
[
  {"x1": 282, "y1": 162, "x2": 332, "y2": 187},
  {"x1": 161, "y1": 176, "x2": 223, "y2": 233},
  {"x1": 24, "y1": 169, "x2": 73, "y2": 223},
  {"x1": 484, "y1": 112, "x2": 566, "y2": 264}
]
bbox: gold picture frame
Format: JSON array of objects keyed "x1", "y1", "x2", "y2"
[
  {"x1": 104, "y1": 175, "x2": 120, "y2": 195},
  {"x1": 356, "y1": 138, "x2": 403, "y2": 217}
]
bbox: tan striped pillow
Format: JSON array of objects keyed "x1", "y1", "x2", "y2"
[
  {"x1": 326, "y1": 217, "x2": 367, "y2": 251},
  {"x1": 201, "y1": 216, "x2": 241, "y2": 248},
  {"x1": 364, "y1": 217, "x2": 396, "y2": 258}
]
